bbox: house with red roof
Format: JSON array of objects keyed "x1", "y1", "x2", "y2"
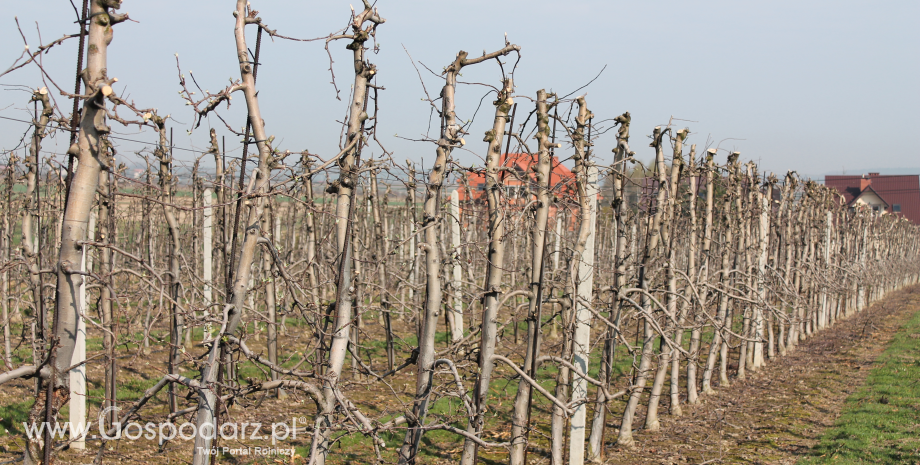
[
  {"x1": 825, "y1": 173, "x2": 920, "y2": 224},
  {"x1": 457, "y1": 153, "x2": 578, "y2": 213}
]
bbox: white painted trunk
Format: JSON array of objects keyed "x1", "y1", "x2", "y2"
[
  {"x1": 819, "y1": 210, "x2": 831, "y2": 329},
  {"x1": 753, "y1": 188, "x2": 769, "y2": 368},
  {"x1": 568, "y1": 166, "x2": 598, "y2": 465}
]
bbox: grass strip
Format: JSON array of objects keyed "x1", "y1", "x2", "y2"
[{"x1": 801, "y1": 309, "x2": 920, "y2": 464}]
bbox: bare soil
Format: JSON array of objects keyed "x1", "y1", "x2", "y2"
[{"x1": 2, "y1": 286, "x2": 918, "y2": 464}]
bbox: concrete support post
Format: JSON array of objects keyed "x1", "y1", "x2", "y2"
[
  {"x1": 69, "y1": 211, "x2": 94, "y2": 449},
  {"x1": 449, "y1": 189, "x2": 464, "y2": 342},
  {"x1": 202, "y1": 188, "x2": 213, "y2": 339}
]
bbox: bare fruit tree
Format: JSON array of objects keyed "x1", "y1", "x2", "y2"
[{"x1": 0, "y1": 3, "x2": 917, "y2": 465}]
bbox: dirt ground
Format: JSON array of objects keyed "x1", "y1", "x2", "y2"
[
  {"x1": 598, "y1": 285, "x2": 920, "y2": 465},
  {"x1": 2, "y1": 286, "x2": 918, "y2": 465}
]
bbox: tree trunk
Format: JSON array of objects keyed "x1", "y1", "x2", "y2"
[
  {"x1": 617, "y1": 126, "x2": 668, "y2": 448},
  {"x1": 586, "y1": 114, "x2": 632, "y2": 462},
  {"x1": 154, "y1": 120, "x2": 182, "y2": 415},
  {"x1": 670, "y1": 144, "x2": 696, "y2": 414},
  {"x1": 23, "y1": 90, "x2": 52, "y2": 370},
  {"x1": 753, "y1": 178, "x2": 771, "y2": 368},
  {"x1": 192, "y1": 3, "x2": 284, "y2": 462},
  {"x1": 646, "y1": 129, "x2": 687, "y2": 428},
  {"x1": 687, "y1": 148, "x2": 712, "y2": 406},
  {"x1": 569, "y1": 162, "x2": 599, "y2": 465},
  {"x1": 1, "y1": 164, "x2": 10, "y2": 370},
  {"x1": 27, "y1": 1, "x2": 121, "y2": 461},
  {"x1": 701, "y1": 153, "x2": 740, "y2": 395},
  {"x1": 507, "y1": 88, "x2": 554, "y2": 465},
  {"x1": 316, "y1": 6, "x2": 383, "y2": 463},
  {"x1": 460, "y1": 80, "x2": 513, "y2": 465},
  {"x1": 400, "y1": 43, "x2": 520, "y2": 465},
  {"x1": 263, "y1": 200, "x2": 281, "y2": 396},
  {"x1": 97, "y1": 146, "x2": 117, "y2": 426},
  {"x1": 369, "y1": 161, "x2": 395, "y2": 370},
  {"x1": 300, "y1": 153, "x2": 320, "y2": 309},
  {"x1": 1, "y1": 162, "x2": 12, "y2": 371}
]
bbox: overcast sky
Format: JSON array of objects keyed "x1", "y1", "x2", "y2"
[{"x1": 1, "y1": 0, "x2": 918, "y2": 181}]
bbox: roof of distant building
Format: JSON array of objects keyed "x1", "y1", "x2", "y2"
[
  {"x1": 458, "y1": 152, "x2": 576, "y2": 201},
  {"x1": 825, "y1": 174, "x2": 920, "y2": 224}
]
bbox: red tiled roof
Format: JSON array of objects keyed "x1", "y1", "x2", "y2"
[
  {"x1": 825, "y1": 174, "x2": 920, "y2": 224},
  {"x1": 458, "y1": 153, "x2": 576, "y2": 201}
]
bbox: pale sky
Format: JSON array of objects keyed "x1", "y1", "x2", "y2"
[{"x1": 1, "y1": 1, "x2": 917, "y2": 181}]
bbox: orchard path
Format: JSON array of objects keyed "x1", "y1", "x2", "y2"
[{"x1": 599, "y1": 285, "x2": 920, "y2": 465}]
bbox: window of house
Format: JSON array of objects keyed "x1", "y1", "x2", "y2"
[
  {"x1": 893, "y1": 204, "x2": 901, "y2": 212},
  {"x1": 872, "y1": 205, "x2": 880, "y2": 212}
]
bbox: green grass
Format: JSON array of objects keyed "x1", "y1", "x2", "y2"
[
  {"x1": 800, "y1": 310, "x2": 920, "y2": 464},
  {"x1": 0, "y1": 400, "x2": 32, "y2": 436}
]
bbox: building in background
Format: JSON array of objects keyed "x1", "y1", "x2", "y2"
[
  {"x1": 458, "y1": 153, "x2": 578, "y2": 216},
  {"x1": 459, "y1": 153, "x2": 576, "y2": 201},
  {"x1": 825, "y1": 173, "x2": 920, "y2": 224}
]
